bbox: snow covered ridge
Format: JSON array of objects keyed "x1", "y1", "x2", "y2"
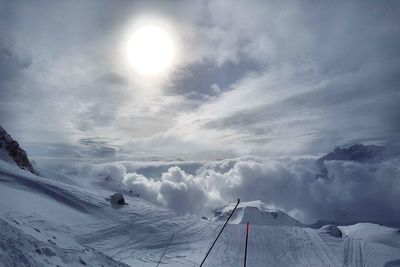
[
  {"x1": 211, "y1": 200, "x2": 303, "y2": 226},
  {"x1": 319, "y1": 144, "x2": 388, "y2": 163},
  {"x1": 0, "y1": 126, "x2": 34, "y2": 174},
  {"x1": 316, "y1": 143, "x2": 400, "y2": 179}
]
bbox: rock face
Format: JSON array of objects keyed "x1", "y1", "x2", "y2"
[{"x1": 0, "y1": 126, "x2": 35, "y2": 174}]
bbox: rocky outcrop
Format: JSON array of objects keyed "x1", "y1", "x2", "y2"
[
  {"x1": 0, "y1": 126, "x2": 35, "y2": 174},
  {"x1": 110, "y1": 193, "x2": 126, "y2": 205},
  {"x1": 315, "y1": 144, "x2": 395, "y2": 179}
]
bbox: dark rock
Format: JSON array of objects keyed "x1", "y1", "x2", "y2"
[
  {"x1": 110, "y1": 193, "x2": 127, "y2": 208},
  {"x1": 0, "y1": 126, "x2": 35, "y2": 174},
  {"x1": 319, "y1": 224, "x2": 342, "y2": 238}
]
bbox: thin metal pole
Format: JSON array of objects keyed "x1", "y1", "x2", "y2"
[
  {"x1": 156, "y1": 233, "x2": 174, "y2": 267},
  {"x1": 200, "y1": 198, "x2": 240, "y2": 267},
  {"x1": 244, "y1": 222, "x2": 249, "y2": 267}
]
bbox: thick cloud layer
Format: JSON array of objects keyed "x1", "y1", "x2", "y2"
[
  {"x1": 51, "y1": 154, "x2": 400, "y2": 224},
  {"x1": 1, "y1": 1, "x2": 399, "y2": 158}
]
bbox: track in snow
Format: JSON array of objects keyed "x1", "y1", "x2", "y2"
[
  {"x1": 305, "y1": 228, "x2": 342, "y2": 267},
  {"x1": 344, "y1": 238, "x2": 364, "y2": 267}
]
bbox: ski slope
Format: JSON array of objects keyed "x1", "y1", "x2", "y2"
[{"x1": 1, "y1": 159, "x2": 400, "y2": 266}]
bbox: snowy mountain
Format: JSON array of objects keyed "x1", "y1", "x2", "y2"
[
  {"x1": 1, "y1": 135, "x2": 400, "y2": 266},
  {"x1": 319, "y1": 144, "x2": 387, "y2": 163},
  {"x1": 316, "y1": 144, "x2": 400, "y2": 179},
  {"x1": 1, "y1": 158, "x2": 400, "y2": 266},
  {"x1": 211, "y1": 200, "x2": 303, "y2": 226}
]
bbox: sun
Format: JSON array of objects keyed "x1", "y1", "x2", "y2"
[{"x1": 127, "y1": 26, "x2": 174, "y2": 76}]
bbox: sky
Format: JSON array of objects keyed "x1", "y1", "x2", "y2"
[
  {"x1": 1, "y1": 0, "x2": 400, "y2": 160},
  {"x1": 1, "y1": 0, "x2": 400, "y2": 224}
]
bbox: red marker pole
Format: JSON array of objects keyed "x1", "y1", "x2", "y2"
[{"x1": 244, "y1": 222, "x2": 249, "y2": 267}]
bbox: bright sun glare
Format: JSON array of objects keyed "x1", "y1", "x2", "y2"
[{"x1": 127, "y1": 26, "x2": 174, "y2": 76}]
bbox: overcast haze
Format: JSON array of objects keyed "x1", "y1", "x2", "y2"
[
  {"x1": 1, "y1": 1, "x2": 400, "y2": 223},
  {"x1": 1, "y1": 0, "x2": 399, "y2": 159}
]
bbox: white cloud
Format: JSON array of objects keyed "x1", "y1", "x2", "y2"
[
  {"x1": 2, "y1": 1, "x2": 399, "y2": 158},
  {"x1": 62, "y1": 154, "x2": 400, "y2": 224}
]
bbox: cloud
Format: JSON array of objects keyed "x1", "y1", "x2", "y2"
[
  {"x1": 1, "y1": 1, "x2": 399, "y2": 158},
  {"x1": 158, "y1": 0, "x2": 400, "y2": 155},
  {"x1": 167, "y1": 59, "x2": 261, "y2": 101},
  {"x1": 79, "y1": 163, "x2": 221, "y2": 214},
  {"x1": 157, "y1": 166, "x2": 210, "y2": 212},
  {"x1": 56, "y1": 153, "x2": 400, "y2": 224}
]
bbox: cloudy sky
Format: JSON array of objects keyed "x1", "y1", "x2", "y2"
[
  {"x1": 1, "y1": 0, "x2": 400, "y2": 224},
  {"x1": 1, "y1": 0, "x2": 400, "y2": 159}
]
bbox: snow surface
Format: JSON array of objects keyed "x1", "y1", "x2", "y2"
[
  {"x1": 212, "y1": 200, "x2": 303, "y2": 226},
  {"x1": 0, "y1": 149, "x2": 15, "y2": 166},
  {"x1": 1, "y1": 158, "x2": 400, "y2": 266}
]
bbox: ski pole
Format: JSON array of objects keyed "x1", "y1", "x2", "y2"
[
  {"x1": 156, "y1": 233, "x2": 174, "y2": 267},
  {"x1": 244, "y1": 222, "x2": 249, "y2": 267},
  {"x1": 200, "y1": 198, "x2": 240, "y2": 267}
]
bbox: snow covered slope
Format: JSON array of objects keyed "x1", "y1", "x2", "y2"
[
  {"x1": 1, "y1": 157, "x2": 400, "y2": 266},
  {"x1": 0, "y1": 218, "x2": 127, "y2": 267},
  {"x1": 0, "y1": 159, "x2": 213, "y2": 266},
  {"x1": 340, "y1": 223, "x2": 400, "y2": 249},
  {"x1": 212, "y1": 200, "x2": 303, "y2": 226}
]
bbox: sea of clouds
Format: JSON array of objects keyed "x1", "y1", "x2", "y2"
[{"x1": 40, "y1": 154, "x2": 400, "y2": 225}]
